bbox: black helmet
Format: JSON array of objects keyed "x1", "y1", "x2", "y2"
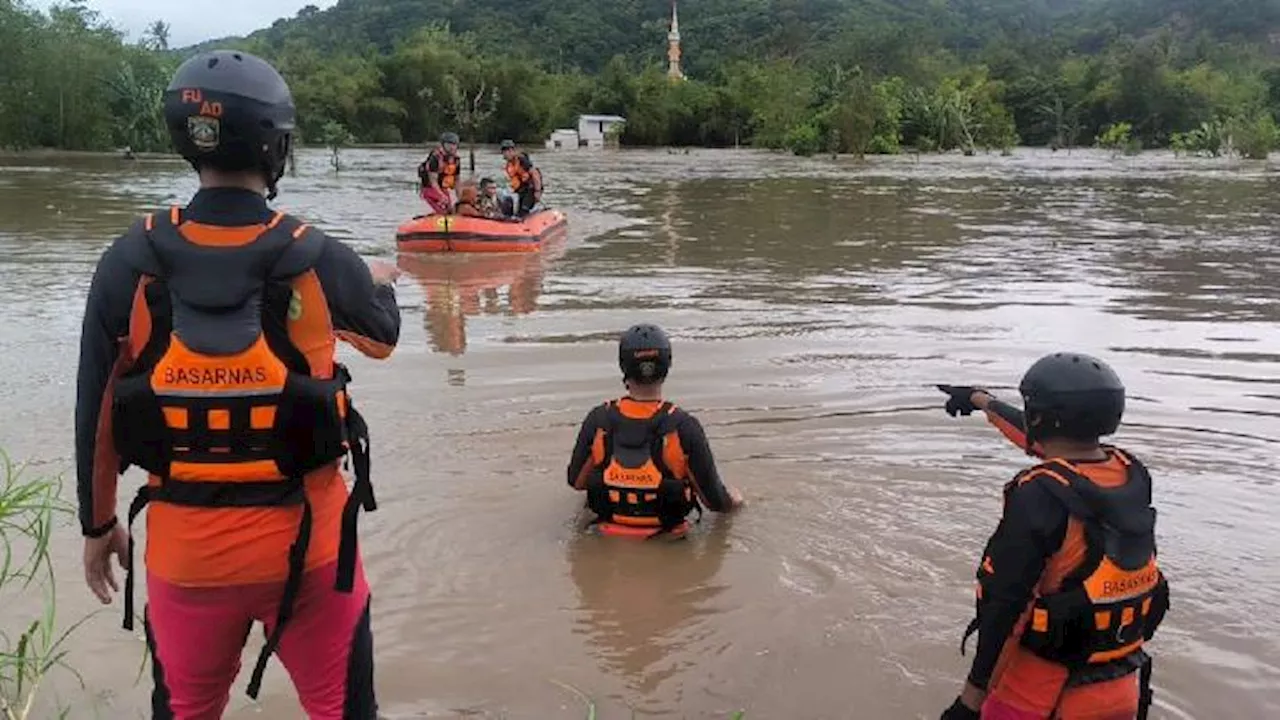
[
  {"x1": 163, "y1": 50, "x2": 296, "y2": 199},
  {"x1": 500, "y1": 139, "x2": 516, "y2": 150},
  {"x1": 1019, "y1": 352, "x2": 1125, "y2": 445},
  {"x1": 619, "y1": 324, "x2": 672, "y2": 383},
  {"x1": 440, "y1": 131, "x2": 460, "y2": 145}
]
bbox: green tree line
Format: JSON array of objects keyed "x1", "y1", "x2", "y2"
[
  {"x1": 5, "y1": 0, "x2": 1280, "y2": 158},
  {"x1": 0, "y1": 0, "x2": 174, "y2": 152}
]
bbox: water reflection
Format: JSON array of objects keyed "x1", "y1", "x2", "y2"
[
  {"x1": 567, "y1": 524, "x2": 732, "y2": 703},
  {"x1": 397, "y1": 242, "x2": 562, "y2": 355}
]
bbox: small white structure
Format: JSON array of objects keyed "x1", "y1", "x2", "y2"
[
  {"x1": 577, "y1": 114, "x2": 626, "y2": 149},
  {"x1": 545, "y1": 128, "x2": 579, "y2": 150}
]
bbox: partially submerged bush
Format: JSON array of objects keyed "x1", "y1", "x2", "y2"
[{"x1": 0, "y1": 451, "x2": 86, "y2": 720}]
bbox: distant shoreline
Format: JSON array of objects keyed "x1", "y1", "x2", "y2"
[
  {"x1": 0, "y1": 142, "x2": 745, "y2": 160},
  {"x1": 2, "y1": 145, "x2": 1249, "y2": 165},
  {"x1": 0, "y1": 148, "x2": 174, "y2": 161}
]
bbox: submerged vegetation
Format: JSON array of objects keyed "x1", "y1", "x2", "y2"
[
  {"x1": 0, "y1": 452, "x2": 86, "y2": 720},
  {"x1": 4, "y1": 0, "x2": 1280, "y2": 160}
]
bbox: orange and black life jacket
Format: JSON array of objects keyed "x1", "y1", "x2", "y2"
[
  {"x1": 109, "y1": 206, "x2": 376, "y2": 699},
  {"x1": 505, "y1": 153, "x2": 532, "y2": 191},
  {"x1": 436, "y1": 148, "x2": 459, "y2": 189},
  {"x1": 418, "y1": 148, "x2": 459, "y2": 190},
  {"x1": 585, "y1": 401, "x2": 701, "y2": 537},
  {"x1": 964, "y1": 449, "x2": 1168, "y2": 684}
]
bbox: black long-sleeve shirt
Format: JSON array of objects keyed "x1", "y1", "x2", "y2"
[
  {"x1": 74, "y1": 187, "x2": 401, "y2": 536},
  {"x1": 565, "y1": 398, "x2": 734, "y2": 512},
  {"x1": 965, "y1": 397, "x2": 1070, "y2": 689},
  {"x1": 966, "y1": 473, "x2": 1070, "y2": 689}
]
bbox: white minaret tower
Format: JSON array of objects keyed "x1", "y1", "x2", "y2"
[{"x1": 667, "y1": 0, "x2": 685, "y2": 81}]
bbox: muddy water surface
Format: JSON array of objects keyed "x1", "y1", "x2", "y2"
[{"x1": 1, "y1": 147, "x2": 1278, "y2": 719}]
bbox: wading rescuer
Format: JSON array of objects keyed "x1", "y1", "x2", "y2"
[
  {"x1": 74, "y1": 50, "x2": 401, "y2": 719},
  {"x1": 419, "y1": 131, "x2": 461, "y2": 214},
  {"x1": 500, "y1": 139, "x2": 543, "y2": 217},
  {"x1": 567, "y1": 324, "x2": 745, "y2": 538},
  {"x1": 936, "y1": 353, "x2": 1170, "y2": 720}
]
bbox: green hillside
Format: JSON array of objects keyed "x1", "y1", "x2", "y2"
[
  {"x1": 5, "y1": 0, "x2": 1280, "y2": 156},
  {"x1": 206, "y1": 0, "x2": 1280, "y2": 77}
]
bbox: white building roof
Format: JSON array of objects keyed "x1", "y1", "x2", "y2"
[{"x1": 578, "y1": 114, "x2": 626, "y2": 123}]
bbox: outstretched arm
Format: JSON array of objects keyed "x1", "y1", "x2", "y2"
[
  {"x1": 313, "y1": 235, "x2": 401, "y2": 359},
  {"x1": 980, "y1": 396, "x2": 1042, "y2": 457},
  {"x1": 937, "y1": 385, "x2": 1044, "y2": 458}
]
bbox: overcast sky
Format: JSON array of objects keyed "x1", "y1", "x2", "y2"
[{"x1": 31, "y1": 0, "x2": 337, "y2": 47}]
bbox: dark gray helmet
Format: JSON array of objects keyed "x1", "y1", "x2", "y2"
[
  {"x1": 1019, "y1": 352, "x2": 1125, "y2": 443},
  {"x1": 619, "y1": 324, "x2": 672, "y2": 383},
  {"x1": 162, "y1": 50, "x2": 295, "y2": 199}
]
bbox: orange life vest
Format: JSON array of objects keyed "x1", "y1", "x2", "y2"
[
  {"x1": 109, "y1": 206, "x2": 376, "y2": 699},
  {"x1": 506, "y1": 153, "x2": 532, "y2": 191},
  {"x1": 438, "y1": 148, "x2": 459, "y2": 189},
  {"x1": 585, "y1": 400, "x2": 701, "y2": 537},
  {"x1": 420, "y1": 147, "x2": 459, "y2": 189},
  {"x1": 965, "y1": 449, "x2": 1169, "y2": 713}
]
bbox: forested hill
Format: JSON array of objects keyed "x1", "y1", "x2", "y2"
[
  {"x1": 6, "y1": 0, "x2": 1280, "y2": 157},
  {"x1": 201, "y1": 0, "x2": 1280, "y2": 76}
]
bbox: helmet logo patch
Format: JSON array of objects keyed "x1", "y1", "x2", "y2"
[
  {"x1": 188, "y1": 116, "x2": 220, "y2": 151},
  {"x1": 639, "y1": 361, "x2": 657, "y2": 378}
]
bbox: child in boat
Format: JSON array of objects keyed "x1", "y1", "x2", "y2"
[{"x1": 454, "y1": 182, "x2": 487, "y2": 218}]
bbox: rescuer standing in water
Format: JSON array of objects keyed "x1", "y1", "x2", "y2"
[
  {"x1": 567, "y1": 323, "x2": 744, "y2": 538},
  {"x1": 936, "y1": 353, "x2": 1170, "y2": 720}
]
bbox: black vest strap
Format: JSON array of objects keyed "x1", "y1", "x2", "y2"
[
  {"x1": 246, "y1": 496, "x2": 313, "y2": 698},
  {"x1": 335, "y1": 401, "x2": 375, "y2": 593},
  {"x1": 1137, "y1": 655, "x2": 1154, "y2": 720}
]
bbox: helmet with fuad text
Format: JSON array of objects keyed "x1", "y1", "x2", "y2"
[{"x1": 163, "y1": 50, "x2": 296, "y2": 199}]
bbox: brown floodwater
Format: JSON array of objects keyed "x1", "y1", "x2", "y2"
[{"x1": 1, "y1": 146, "x2": 1278, "y2": 719}]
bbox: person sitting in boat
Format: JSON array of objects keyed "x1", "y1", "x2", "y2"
[
  {"x1": 500, "y1": 139, "x2": 543, "y2": 217},
  {"x1": 418, "y1": 131, "x2": 460, "y2": 214},
  {"x1": 454, "y1": 183, "x2": 486, "y2": 218},
  {"x1": 566, "y1": 324, "x2": 745, "y2": 539},
  {"x1": 477, "y1": 177, "x2": 508, "y2": 218}
]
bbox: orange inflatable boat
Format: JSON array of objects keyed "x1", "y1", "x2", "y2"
[{"x1": 395, "y1": 209, "x2": 568, "y2": 253}]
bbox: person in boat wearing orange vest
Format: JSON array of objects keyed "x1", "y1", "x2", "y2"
[
  {"x1": 419, "y1": 131, "x2": 461, "y2": 214},
  {"x1": 567, "y1": 324, "x2": 745, "y2": 538},
  {"x1": 74, "y1": 50, "x2": 401, "y2": 719},
  {"x1": 935, "y1": 353, "x2": 1170, "y2": 720},
  {"x1": 499, "y1": 139, "x2": 543, "y2": 217}
]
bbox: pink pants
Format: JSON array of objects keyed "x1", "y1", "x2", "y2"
[
  {"x1": 144, "y1": 560, "x2": 375, "y2": 719},
  {"x1": 421, "y1": 186, "x2": 453, "y2": 214}
]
